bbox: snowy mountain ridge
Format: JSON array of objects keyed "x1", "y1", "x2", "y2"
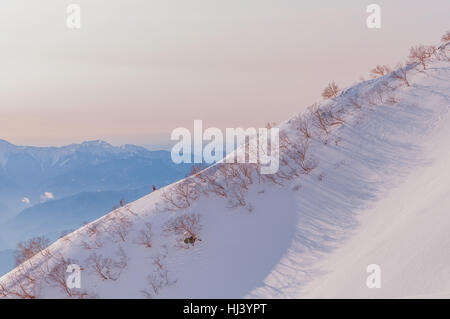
[
  {"x1": 0, "y1": 139, "x2": 155, "y2": 169},
  {"x1": 0, "y1": 40, "x2": 449, "y2": 299}
]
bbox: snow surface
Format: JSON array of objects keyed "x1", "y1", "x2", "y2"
[{"x1": 0, "y1": 43, "x2": 449, "y2": 299}]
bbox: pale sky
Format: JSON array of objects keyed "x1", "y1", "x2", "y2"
[{"x1": 1, "y1": 0, "x2": 448, "y2": 148}]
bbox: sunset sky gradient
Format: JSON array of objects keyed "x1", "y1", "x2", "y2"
[{"x1": 1, "y1": 0, "x2": 448, "y2": 148}]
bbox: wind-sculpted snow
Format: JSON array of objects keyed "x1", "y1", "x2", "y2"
[{"x1": 0, "y1": 42, "x2": 449, "y2": 299}]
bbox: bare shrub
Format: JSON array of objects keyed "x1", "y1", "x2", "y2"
[
  {"x1": 186, "y1": 164, "x2": 207, "y2": 178},
  {"x1": 33, "y1": 247, "x2": 54, "y2": 275},
  {"x1": 204, "y1": 171, "x2": 227, "y2": 197},
  {"x1": 433, "y1": 45, "x2": 448, "y2": 61},
  {"x1": 228, "y1": 163, "x2": 254, "y2": 190},
  {"x1": 295, "y1": 117, "x2": 312, "y2": 139},
  {"x1": 278, "y1": 131, "x2": 291, "y2": 154},
  {"x1": 0, "y1": 282, "x2": 7, "y2": 297},
  {"x1": 80, "y1": 238, "x2": 104, "y2": 250},
  {"x1": 261, "y1": 173, "x2": 283, "y2": 186},
  {"x1": 217, "y1": 164, "x2": 233, "y2": 187},
  {"x1": 311, "y1": 104, "x2": 344, "y2": 141},
  {"x1": 59, "y1": 230, "x2": 74, "y2": 243},
  {"x1": 221, "y1": 164, "x2": 243, "y2": 190},
  {"x1": 0, "y1": 265, "x2": 40, "y2": 299},
  {"x1": 123, "y1": 206, "x2": 138, "y2": 217},
  {"x1": 279, "y1": 152, "x2": 299, "y2": 178},
  {"x1": 134, "y1": 222, "x2": 153, "y2": 248},
  {"x1": 375, "y1": 86, "x2": 386, "y2": 104},
  {"x1": 385, "y1": 94, "x2": 398, "y2": 105},
  {"x1": 227, "y1": 184, "x2": 248, "y2": 209},
  {"x1": 427, "y1": 45, "x2": 438, "y2": 59},
  {"x1": 213, "y1": 163, "x2": 258, "y2": 210},
  {"x1": 311, "y1": 104, "x2": 329, "y2": 137},
  {"x1": 86, "y1": 253, "x2": 115, "y2": 280},
  {"x1": 442, "y1": 31, "x2": 450, "y2": 42},
  {"x1": 164, "y1": 213, "x2": 202, "y2": 247},
  {"x1": 322, "y1": 81, "x2": 340, "y2": 99},
  {"x1": 161, "y1": 181, "x2": 200, "y2": 211},
  {"x1": 109, "y1": 214, "x2": 132, "y2": 243},
  {"x1": 408, "y1": 45, "x2": 435, "y2": 70},
  {"x1": 381, "y1": 80, "x2": 396, "y2": 91},
  {"x1": 47, "y1": 255, "x2": 73, "y2": 296},
  {"x1": 274, "y1": 166, "x2": 294, "y2": 182},
  {"x1": 375, "y1": 82, "x2": 398, "y2": 105},
  {"x1": 83, "y1": 222, "x2": 100, "y2": 237},
  {"x1": 141, "y1": 254, "x2": 177, "y2": 298},
  {"x1": 370, "y1": 65, "x2": 391, "y2": 78},
  {"x1": 239, "y1": 163, "x2": 257, "y2": 185},
  {"x1": 85, "y1": 251, "x2": 126, "y2": 281},
  {"x1": 364, "y1": 90, "x2": 377, "y2": 107},
  {"x1": 192, "y1": 169, "x2": 209, "y2": 185},
  {"x1": 46, "y1": 255, "x2": 91, "y2": 298},
  {"x1": 152, "y1": 254, "x2": 165, "y2": 271},
  {"x1": 14, "y1": 236, "x2": 50, "y2": 267},
  {"x1": 290, "y1": 138, "x2": 318, "y2": 174},
  {"x1": 144, "y1": 269, "x2": 176, "y2": 297},
  {"x1": 347, "y1": 95, "x2": 362, "y2": 109},
  {"x1": 118, "y1": 200, "x2": 139, "y2": 217},
  {"x1": 392, "y1": 63, "x2": 410, "y2": 87},
  {"x1": 325, "y1": 106, "x2": 345, "y2": 125},
  {"x1": 116, "y1": 246, "x2": 128, "y2": 270}
]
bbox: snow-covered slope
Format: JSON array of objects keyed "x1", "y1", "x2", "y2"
[
  {"x1": 0, "y1": 140, "x2": 193, "y2": 277},
  {"x1": 0, "y1": 42, "x2": 449, "y2": 299}
]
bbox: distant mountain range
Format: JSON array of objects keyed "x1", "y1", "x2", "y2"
[{"x1": 0, "y1": 140, "x2": 192, "y2": 266}]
